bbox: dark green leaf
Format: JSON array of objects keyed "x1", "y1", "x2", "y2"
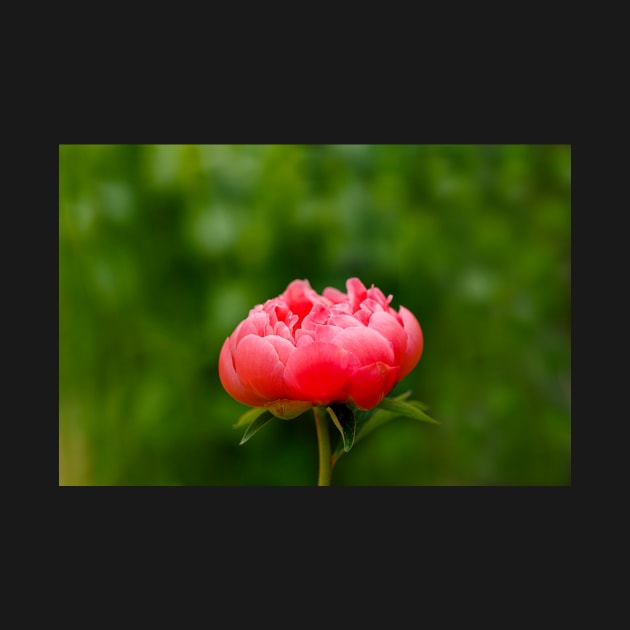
[
  {"x1": 326, "y1": 403, "x2": 356, "y2": 453},
  {"x1": 239, "y1": 411, "x2": 275, "y2": 445}
]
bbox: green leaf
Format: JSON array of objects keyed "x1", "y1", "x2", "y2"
[
  {"x1": 408, "y1": 399, "x2": 430, "y2": 411},
  {"x1": 353, "y1": 391, "x2": 410, "y2": 439},
  {"x1": 353, "y1": 406, "x2": 398, "y2": 443},
  {"x1": 353, "y1": 392, "x2": 437, "y2": 444},
  {"x1": 377, "y1": 397, "x2": 440, "y2": 425},
  {"x1": 233, "y1": 406, "x2": 270, "y2": 429},
  {"x1": 238, "y1": 411, "x2": 275, "y2": 445},
  {"x1": 327, "y1": 403, "x2": 356, "y2": 453}
]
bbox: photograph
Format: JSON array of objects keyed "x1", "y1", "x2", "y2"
[{"x1": 59, "y1": 144, "x2": 571, "y2": 486}]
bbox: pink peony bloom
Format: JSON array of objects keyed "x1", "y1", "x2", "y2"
[{"x1": 218, "y1": 278, "x2": 423, "y2": 412}]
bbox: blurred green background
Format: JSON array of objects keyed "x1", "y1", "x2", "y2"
[{"x1": 59, "y1": 144, "x2": 571, "y2": 485}]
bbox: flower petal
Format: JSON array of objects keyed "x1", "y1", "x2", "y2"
[
  {"x1": 331, "y1": 325, "x2": 395, "y2": 366},
  {"x1": 328, "y1": 314, "x2": 363, "y2": 329},
  {"x1": 281, "y1": 279, "x2": 321, "y2": 321},
  {"x1": 218, "y1": 337, "x2": 268, "y2": 407},
  {"x1": 230, "y1": 312, "x2": 269, "y2": 355},
  {"x1": 399, "y1": 305, "x2": 424, "y2": 379},
  {"x1": 234, "y1": 335, "x2": 287, "y2": 400},
  {"x1": 264, "y1": 334, "x2": 296, "y2": 366},
  {"x1": 368, "y1": 311, "x2": 408, "y2": 365},
  {"x1": 284, "y1": 342, "x2": 361, "y2": 405},
  {"x1": 345, "y1": 362, "x2": 399, "y2": 409},
  {"x1": 322, "y1": 286, "x2": 347, "y2": 303},
  {"x1": 346, "y1": 277, "x2": 368, "y2": 311}
]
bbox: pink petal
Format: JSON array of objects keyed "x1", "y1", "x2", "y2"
[
  {"x1": 331, "y1": 325, "x2": 395, "y2": 366},
  {"x1": 284, "y1": 342, "x2": 361, "y2": 405},
  {"x1": 368, "y1": 311, "x2": 408, "y2": 365},
  {"x1": 353, "y1": 308, "x2": 371, "y2": 325},
  {"x1": 281, "y1": 279, "x2": 320, "y2": 320},
  {"x1": 295, "y1": 333, "x2": 315, "y2": 347},
  {"x1": 360, "y1": 297, "x2": 386, "y2": 314},
  {"x1": 399, "y1": 306, "x2": 424, "y2": 379},
  {"x1": 367, "y1": 285, "x2": 393, "y2": 306},
  {"x1": 300, "y1": 303, "x2": 330, "y2": 330},
  {"x1": 308, "y1": 324, "x2": 344, "y2": 344},
  {"x1": 328, "y1": 314, "x2": 363, "y2": 329},
  {"x1": 230, "y1": 312, "x2": 270, "y2": 355},
  {"x1": 346, "y1": 277, "x2": 368, "y2": 311},
  {"x1": 345, "y1": 362, "x2": 399, "y2": 409},
  {"x1": 264, "y1": 334, "x2": 296, "y2": 366},
  {"x1": 322, "y1": 286, "x2": 347, "y2": 303},
  {"x1": 234, "y1": 335, "x2": 287, "y2": 400},
  {"x1": 218, "y1": 337, "x2": 268, "y2": 407},
  {"x1": 272, "y1": 320, "x2": 294, "y2": 341}
]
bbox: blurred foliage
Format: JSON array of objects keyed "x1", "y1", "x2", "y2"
[{"x1": 59, "y1": 144, "x2": 571, "y2": 485}]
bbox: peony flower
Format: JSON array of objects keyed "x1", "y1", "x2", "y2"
[{"x1": 218, "y1": 277, "x2": 423, "y2": 413}]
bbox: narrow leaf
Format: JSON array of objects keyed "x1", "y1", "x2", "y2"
[
  {"x1": 377, "y1": 398, "x2": 440, "y2": 424},
  {"x1": 408, "y1": 399, "x2": 430, "y2": 411},
  {"x1": 354, "y1": 407, "x2": 399, "y2": 443},
  {"x1": 354, "y1": 391, "x2": 412, "y2": 441},
  {"x1": 326, "y1": 403, "x2": 356, "y2": 453},
  {"x1": 233, "y1": 406, "x2": 270, "y2": 429},
  {"x1": 239, "y1": 411, "x2": 275, "y2": 445},
  {"x1": 354, "y1": 393, "x2": 437, "y2": 444}
]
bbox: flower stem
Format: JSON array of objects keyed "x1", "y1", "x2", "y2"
[{"x1": 313, "y1": 406, "x2": 332, "y2": 486}]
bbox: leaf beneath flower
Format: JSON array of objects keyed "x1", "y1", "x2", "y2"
[
  {"x1": 233, "y1": 406, "x2": 271, "y2": 429},
  {"x1": 326, "y1": 403, "x2": 356, "y2": 453},
  {"x1": 353, "y1": 392, "x2": 438, "y2": 444},
  {"x1": 239, "y1": 411, "x2": 275, "y2": 445},
  {"x1": 408, "y1": 399, "x2": 430, "y2": 411},
  {"x1": 377, "y1": 397, "x2": 439, "y2": 424}
]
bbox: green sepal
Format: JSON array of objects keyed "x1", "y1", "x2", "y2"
[
  {"x1": 327, "y1": 403, "x2": 356, "y2": 454},
  {"x1": 233, "y1": 406, "x2": 270, "y2": 429},
  {"x1": 264, "y1": 399, "x2": 314, "y2": 420},
  {"x1": 238, "y1": 411, "x2": 275, "y2": 445}
]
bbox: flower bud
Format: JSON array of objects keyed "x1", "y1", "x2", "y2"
[{"x1": 219, "y1": 278, "x2": 423, "y2": 412}]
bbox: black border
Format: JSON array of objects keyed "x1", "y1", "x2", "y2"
[{"x1": 53, "y1": 73, "x2": 575, "y2": 555}]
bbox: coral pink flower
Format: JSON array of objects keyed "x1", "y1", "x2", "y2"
[{"x1": 218, "y1": 278, "x2": 423, "y2": 412}]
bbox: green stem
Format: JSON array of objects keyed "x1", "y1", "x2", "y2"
[{"x1": 313, "y1": 406, "x2": 332, "y2": 486}]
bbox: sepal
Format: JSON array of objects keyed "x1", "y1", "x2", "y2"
[
  {"x1": 326, "y1": 403, "x2": 356, "y2": 454},
  {"x1": 265, "y1": 399, "x2": 314, "y2": 419}
]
